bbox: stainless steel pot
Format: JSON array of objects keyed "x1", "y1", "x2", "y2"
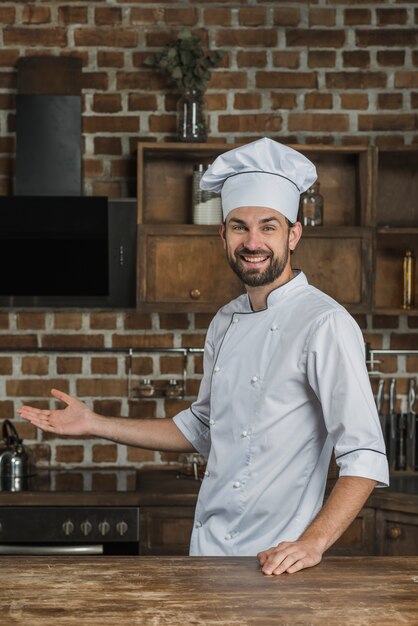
[{"x1": 0, "y1": 420, "x2": 35, "y2": 490}]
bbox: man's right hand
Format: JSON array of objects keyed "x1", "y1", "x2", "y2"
[{"x1": 17, "y1": 388, "x2": 96, "y2": 437}]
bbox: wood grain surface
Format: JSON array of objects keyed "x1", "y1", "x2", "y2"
[{"x1": 1, "y1": 556, "x2": 417, "y2": 625}]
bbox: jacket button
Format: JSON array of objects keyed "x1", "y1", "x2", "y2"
[
  {"x1": 251, "y1": 376, "x2": 258, "y2": 383},
  {"x1": 214, "y1": 366, "x2": 220, "y2": 373},
  {"x1": 233, "y1": 481, "x2": 241, "y2": 488},
  {"x1": 195, "y1": 521, "x2": 202, "y2": 529},
  {"x1": 241, "y1": 430, "x2": 248, "y2": 438},
  {"x1": 225, "y1": 533, "x2": 232, "y2": 540},
  {"x1": 271, "y1": 324, "x2": 278, "y2": 331},
  {"x1": 209, "y1": 419, "x2": 215, "y2": 426}
]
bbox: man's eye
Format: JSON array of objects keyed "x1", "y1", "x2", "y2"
[
  {"x1": 263, "y1": 226, "x2": 275, "y2": 232},
  {"x1": 232, "y1": 225, "x2": 245, "y2": 231}
]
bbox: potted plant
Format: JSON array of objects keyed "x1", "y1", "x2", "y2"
[{"x1": 145, "y1": 29, "x2": 224, "y2": 142}]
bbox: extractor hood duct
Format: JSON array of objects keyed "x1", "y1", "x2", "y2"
[{"x1": 15, "y1": 56, "x2": 82, "y2": 196}]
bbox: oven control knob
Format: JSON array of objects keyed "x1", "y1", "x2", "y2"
[
  {"x1": 116, "y1": 521, "x2": 128, "y2": 536},
  {"x1": 98, "y1": 521, "x2": 110, "y2": 536},
  {"x1": 62, "y1": 520, "x2": 74, "y2": 536},
  {"x1": 80, "y1": 520, "x2": 93, "y2": 536}
]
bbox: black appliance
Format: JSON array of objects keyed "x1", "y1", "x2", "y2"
[
  {"x1": 0, "y1": 196, "x2": 137, "y2": 308},
  {"x1": 0, "y1": 468, "x2": 140, "y2": 555}
]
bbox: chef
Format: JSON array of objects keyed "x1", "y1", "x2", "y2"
[{"x1": 19, "y1": 138, "x2": 389, "y2": 576}]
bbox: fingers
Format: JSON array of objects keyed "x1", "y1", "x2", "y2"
[
  {"x1": 50, "y1": 388, "x2": 73, "y2": 405},
  {"x1": 258, "y1": 542, "x2": 321, "y2": 576},
  {"x1": 17, "y1": 407, "x2": 56, "y2": 432}
]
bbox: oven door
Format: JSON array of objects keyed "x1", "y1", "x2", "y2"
[{"x1": 0, "y1": 506, "x2": 140, "y2": 556}]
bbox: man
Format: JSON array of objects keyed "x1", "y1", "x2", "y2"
[{"x1": 18, "y1": 138, "x2": 388, "y2": 576}]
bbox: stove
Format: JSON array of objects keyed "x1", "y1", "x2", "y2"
[{"x1": 0, "y1": 468, "x2": 141, "y2": 556}]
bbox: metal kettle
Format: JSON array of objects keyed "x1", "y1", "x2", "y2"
[{"x1": 0, "y1": 420, "x2": 35, "y2": 485}]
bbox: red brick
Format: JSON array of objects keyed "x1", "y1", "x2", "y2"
[
  {"x1": 233, "y1": 93, "x2": 262, "y2": 110},
  {"x1": 216, "y1": 29, "x2": 277, "y2": 47},
  {"x1": 83, "y1": 116, "x2": 139, "y2": 133},
  {"x1": 58, "y1": 6, "x2": 88, "y2": 25},
  {"x1": 128, "y1": 93, "x2": 158, "y2": 111},
  {"x1": 272, "y1": 8, "x2": 300, "y2": 27},
  {"x1": 160, "y1": 355, "x2": 184, "y2": 376},
  {"x1": 95, "y1": 7, "x2": 122, "y2": 25},
  {"x1": 84, "y1": 158, "x2": 104, "y2": 177},
  {"x1": 272, "y1": 51, "x2": 300, "y2": 69},
  {"x1": 0, "y1": 313, "x2": 10, "y2": 329},
  {"x1": 56, "y1": 445, "x2": 84, "y2": 464},
  {"x1": 164, "y1": 8, "x2": 198, "y2": 26},
  {"x1": 308, "y1": 51, "x2": 336, "y2": 68},
  {"x1": 116, "y1": 71, "x2": 165, "y2": 91},
  {"x1": 371, "y1": 316, "x2": 399, "y2": 329},
  {"x1": 76, "y1": 378, "x2": 128, "y2": 397},
  {"x1": 180, "y1": 333, "x2": 206, "y2": 349},
  {"x1": 3, "y1": 27, "x2": 67, "y2": 46},
  {"x1": 94, "y1": 137, "x2": 122, "y2": 156},
  {"x1": 22, "y1": 5, "x2": 51, "y2": 24},
  {"x1": 271, "y1": 93, "x2": 297, "y2": 110},
  {"x1": 256, "y1": 72, "x2": 317, "y2": 89},
  {"x1": 92, "y1": 94, "x2": 122, "y2": 113},
  {"x1": 356, "y1": 29, "x2": 417, "y2": 48},
  {"x1": 89, "y1": 312, "x2": 118, "y2": 329},
  {"x1": 358, "y1": 114, "x2": 416, "y2": 132},
  {"x1": 325, "y1": 72, "x2": 386, "y2": 89},
  {"x1": 16, "y1": 312, "x2": 46, "y2": 330},
  {"x1": 30, "y1": 444, "x2": 51, "y2": 466},
  {"x1": 22, "y1": 356, "x2": 49, "y2": 376},
  {"x1": 53, "y1": 312, "x2": 82, "y2": 330},
  {"x1": 0, "y1": 357, "x2": 12, "y2": 375},
  {"x1": 164, "y1": 400, "x2": 189, "y2": 419},
  {"x1": 414, "y1": 51, "x2": 418, "y2": 67},
  {"x1": 239, "y1": 7, "x2": 266, "y2": 26},
  {"x1": 91, "y1": 357, "x2": 118, "y2": 375},
  {"x1": 0, "y1": 50, "x2": 19, "y2": 67},
  {"x1": 377, "y1": 93, "x2": 403, "y2": 110},
  {"x1": 91, "y1": 181, "x2": 122, "y2": 197},
  {"x1": 344, "y1": 9, "x2": 371, "y2": 26},
  {"x1": 288, "y1": 114, "x2": 349, "y2": 132},
  {"x1": 159, "y1": 313, "x2": 189, "y2": 330},
  {"x1": 412, "y1": 93, "x2": 418, "y2": 109},
  {"x1": 340, "y1": 94, "x2": 369, "y2": 110},
  {"x1": 126, "y1": 446, "x2": 156, "y2": 463},
  {"x1": 128, "y1": 401, "x2": 158, "y2": 420},
  {"x1": 395, "y1": 72, "x2": 418, "y2": 88},
  {"x1": 309, "y1": 8, "x2": 336, "y2": 27},
  {"x1": 218, "y1": 114, "x2": 281, "y2": 133},
  {"x1": 0, "y1": 7, "x2": 15, "y2": 24},
  {"x1": 92, "y1": 444, "x2": 118, "y2": 463},
  {"x1": 93, "y1": 400, "x2": 122, "y2": 417},
  {"x1": 7, "y1": 379, "x2": 69, "y2": 397},
  {"x1": 236, "y1": 51, "x2": 267, "y2": 68},
  {"x1": 304, "y1": 93, "x2": 333, "y2": 109},
  {"x1": 203, "y1": 93, "x2": 227, "y2": 110},
  {"x1": 0, "y1": 335, "x2": 38, "y2": 349},
  {"x1": 97, "y1": 51, "x2": 125, "y2": 68},
  {"x1": 343, "y1": 50, "x2": 370, "y2": 69},
  {"x1": 204, "y1": 8, "x2": 232, "y2": 26},
  {"x1": 148, "y1": 114, "x2": 176, "y2": 133},
  {"x1": 210, "y1": 71, "x2": 247, "y2": 89},
  {"x1": 112, "y1": 334, "x2": 174, "y2": 349},
  {"x1": 376, "y1": 9, "x2": 408, "y2": 26},
  {"x1": 130, "y1": 8, "x2": 162, "y2": 25},
  {"x1": 0, "y1": 72, "x2": 15, "y2": 89},
  {"x1": 377, "y1": 50, "x2": 405, "y2": 67},
  {"x1": 0, "y1": 401, "x2": 14, "y2": 419},
  {"x1": 41, "y1": 335, "x2": 105, "y2": 349},
  {"x1": 390, "y1": 333, "x2": 418, "y2": 350},
  {"x1": 128, "y1": 357, "x2": 153, "y2": 377},
  {"x1": 57, "y1": 357, "x2": 83, "y2": 375},
  {"x1": 286, "y1": 29, "x2": 345, "y2": 48},
  {"x1": 74, "y1": 28, "x2": 137, "y2": 48}
]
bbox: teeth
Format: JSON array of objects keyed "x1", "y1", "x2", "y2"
[{"x1": 242, "y1": 256, "x2": 268, "y2": 263}]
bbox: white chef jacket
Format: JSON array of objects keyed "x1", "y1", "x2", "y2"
[{"x1": 173, "y1": 271, "x2": 389, "y2": 556}]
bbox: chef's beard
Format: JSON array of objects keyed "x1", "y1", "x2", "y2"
[{"x1": 226, "y1": 239, "x2": 290, "y2": 287}]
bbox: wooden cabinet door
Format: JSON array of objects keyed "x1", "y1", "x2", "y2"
[
  {"x1": 137, "y1": 224, "x2": 244, "y2": 312},
  {"x1": 376, "y1": 509, "x2": 418, "y2": 556},
  {"x1": 326, "y1": 507, "x2": 376, "y2": 556},
  {"x1": 140, "y1": 506, "x2": 195, "y2": 555}
]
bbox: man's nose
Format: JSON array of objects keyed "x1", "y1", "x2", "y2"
[{"x1": 243, "y1": 229, "x2": 263, "y2": 250}]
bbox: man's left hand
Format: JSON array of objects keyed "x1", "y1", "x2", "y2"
[{"x1": 257, "y1": 540, "x2": 323, "y2": 575}]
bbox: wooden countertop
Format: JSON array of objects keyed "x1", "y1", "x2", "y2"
[{"x1": 1, "y1": 556, "x2": 417, "y2": 625}]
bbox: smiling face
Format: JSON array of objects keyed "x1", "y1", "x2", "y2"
[{"x1": 220, "y1": 206, "x2": 302, "y2": 293}]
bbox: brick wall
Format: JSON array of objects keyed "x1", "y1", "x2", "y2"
[
  {"x1": 0, "y1": 311, "x2": 417, "y2": 469},
  {"x1": 0, "y1": 2, "x2": 417, "y2": 468},
  {"x1": 0, "y1": 1, "x2": 417, "y2": 195}
]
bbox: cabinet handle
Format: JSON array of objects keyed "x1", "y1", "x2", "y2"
[
  {"x1": 387, "y1": 526, "x2": 402, "y2": 540},
  {"x1": 189, "y1": 289, "x2": 201, "y2": 300}
]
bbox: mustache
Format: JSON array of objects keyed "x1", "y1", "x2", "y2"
[{"x1": 236, "y1": 247, "x2": 272, "y2": 257}]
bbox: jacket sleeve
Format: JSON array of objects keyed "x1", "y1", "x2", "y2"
[{"x1": 306, "y1": 310, "x2": 389, "y2": 487}]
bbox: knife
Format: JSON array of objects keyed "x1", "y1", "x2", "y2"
[
  {"x1": 388, "y1": 378, "x2": 397, "y2": 471},
  {"x1": 375, "y1": 379, "x2": 385, "y2": 437},
  {"x1": 406, "y1": 378, "x2": 416, "y2": 472}
]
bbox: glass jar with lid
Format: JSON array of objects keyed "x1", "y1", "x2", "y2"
[{"x1": 300, "y1": 181, "x2": 323, "y2": 226}]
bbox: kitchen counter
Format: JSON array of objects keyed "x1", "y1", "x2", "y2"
[{"x1": 1, "y1": 556, "x2": 417, "y2": 625}]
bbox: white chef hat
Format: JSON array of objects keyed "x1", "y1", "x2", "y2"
[{"x1": 200, "y1": 137, "x2": 317, "y2": 223}]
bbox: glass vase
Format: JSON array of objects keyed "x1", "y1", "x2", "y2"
[{"x1": 177, "y1": 89, "x2": 207, "y2": 143}]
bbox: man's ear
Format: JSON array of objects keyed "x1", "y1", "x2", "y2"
[
  {"x1": 289, "y1": 221, "x2": 302, "y2": 252},
  {"x1": 219, "y1": 222, "x2": 227, "y2": 250}
]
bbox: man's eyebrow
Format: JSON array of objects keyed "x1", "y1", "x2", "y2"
[{"x1": 228, "y1": 216, "x2": 281, "y2": 225}]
